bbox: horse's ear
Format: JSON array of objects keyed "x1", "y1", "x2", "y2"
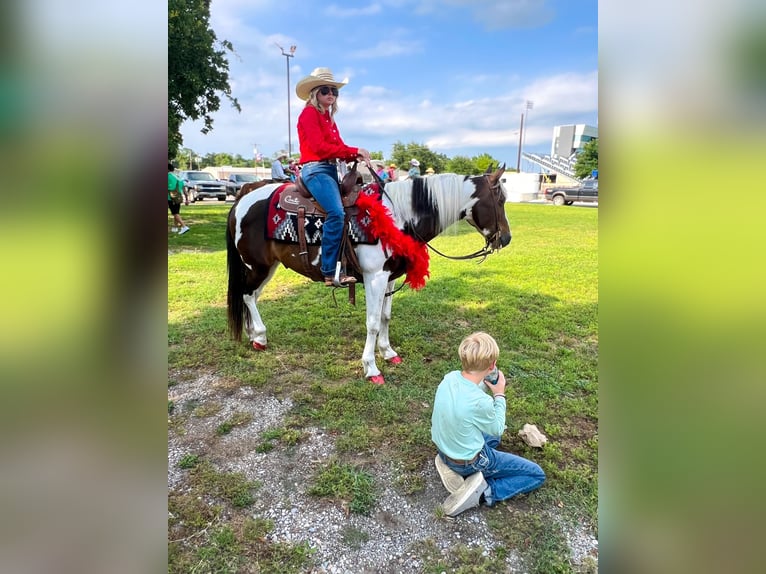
[
  {"x1": 484, "y1": 163, "x2": 494, "y2": 175},
  {"x1": 488, "y1": 163, "x2": 505, "y2": 187}
]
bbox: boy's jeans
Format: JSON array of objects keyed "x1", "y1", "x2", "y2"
[{"x1": 441, "y1": 434, "x2": 546, "y2": 505}]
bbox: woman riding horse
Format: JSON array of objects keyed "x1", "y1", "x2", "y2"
[{"x1": 295, "y1": 67, "x2": 371, "y2": 287}]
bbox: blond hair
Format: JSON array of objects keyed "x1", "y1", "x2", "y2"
[
  {"x1": 458, "y1": 332, "x2": 499, "y2": 372},
  {"x1": 306, "y1": 87, "x2": 338, "y2": 116}
]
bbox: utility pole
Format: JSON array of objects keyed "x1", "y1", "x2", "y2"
[
  {"x1": 516, "y1": 113, "x2": 524, "y2": 172},
  {"x1": 275, "y1": 43, "x2": 297, "y2": 157},
  {"x1": 516, "y1": 100, "x2": 534, "y2": 172}
]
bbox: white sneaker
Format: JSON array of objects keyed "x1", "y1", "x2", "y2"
[
  {"x1": 434, "y1": 454, "x2": 465, "y2": 494},
  {"x1": 178, "y1": 226, "x2": 190, "y2": 235},
  {"x1": 441, "y1": 472, "x2": 487, "y2": 517}
]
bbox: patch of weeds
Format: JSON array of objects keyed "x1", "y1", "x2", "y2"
[
  {"x1": 334, "y1": 425, "x2": 373, "y2": 453},
  {"x1": 394, "y1": 471, "x2": 425, "y2": 495},
  {"x1": 488, "y1": 507, "x2": 573, "y2": 573},
  {"x1": 242, "y1": 517, "x2": 274, "y2": 541},
  {"x1": 257, "y1": 426, "x2": 305, "y2": 451},
  {"x1": 194, "y1": 525, "x2": 242, "y2": 573},
  {"x1": 177, "y1": 454, "x2": 200, "y2": 469},
  {"x1": 216, "y1": 411, "x2": 253, "y2": 435},
  {"x1": 168, "y1": 492, "x2": 222, "y2": 532},
  {"x1": 340, "y1": 525, "x2": 370, "y2": 550},
  {"x1": 194, "y1": 460, "x2": 260, "y2": 508},
  {"x1": 192, "y1": 401, "x2": 222, "y2": 418},
  {"x1": 255, "y1": 441, "x2": 275, "y2": 453},
  {"x1": 181, "y1": 398, "x2": 200, "y2": 413},
  {"x1": 256, "y1": 540, "x2": 315, "y2": 573},
  {"x1": 413, "y1": 539, "x2": 507, "y2": 573},
  {"x1": 168, "y1": 400, "x2": 174, "y2": 414},
  {"x1": 308, "y1": 459, "x2": 376, "y2": 515}
]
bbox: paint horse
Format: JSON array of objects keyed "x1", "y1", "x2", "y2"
[{"x1": 226, "y1": 164, "x2": 511, "y2": 384}]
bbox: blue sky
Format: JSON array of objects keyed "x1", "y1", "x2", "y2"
[{"x1": 180, "y1": 0, "x2": 598, "y2": 167}]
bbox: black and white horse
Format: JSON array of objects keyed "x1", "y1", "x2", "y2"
[{"x1": 226, "y1": 165, "x2": 511, "y2": 384}]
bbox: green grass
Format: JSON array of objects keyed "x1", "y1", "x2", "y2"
[
  {"x1": 169, "y1": 202, "x2": 598, "y2": 572},
  {"x1": 308, "y1": 459, "x2": 377, "y2": 515}
]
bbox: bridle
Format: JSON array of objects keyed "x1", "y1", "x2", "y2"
[
  {"x1": 363, "y1": 164, "x2": 505, "y2": 296},
  {"x1": 410, "y1": 174, "x2": 504, "y2": 263}
]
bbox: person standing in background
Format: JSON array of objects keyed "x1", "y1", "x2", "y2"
[
  {"x1": 407, "y1": 159, "x2": 421, "y2": 178},
  {"x1": 168, "y1": 163, "x2": 189, "y2": 235},
  {"x1": 375, "y1": 163, "x2": 390, "y2": 183},
  {"x1": 287, "y1": 159, "x2": 300, "y2": 181}
]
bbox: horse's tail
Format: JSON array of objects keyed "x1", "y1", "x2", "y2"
[{"x1": 226, "y1": 212, "x2": 247, "y2": 341}]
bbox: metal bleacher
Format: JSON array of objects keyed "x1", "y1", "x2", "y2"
[{"x1": 522, "y1": 152, "x2": 582, "y2": 182}]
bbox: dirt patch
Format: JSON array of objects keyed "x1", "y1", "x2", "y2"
[{"x1": 168, "y1": 370, "x2": 597, "y2": 572}]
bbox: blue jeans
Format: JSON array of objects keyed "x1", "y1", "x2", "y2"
[
  {"x1": 300, "y1": 162, "x2": 344, "y2": 277},
  {"x1": 440, "y1": 433, "x2": 546, "y2": 506}
]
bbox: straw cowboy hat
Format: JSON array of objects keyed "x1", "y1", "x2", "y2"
[
  {"x1": 295, "y1": 67, "x2": 348, "y2": 101},
  {"x1": 409, "y1": 159, "x2": 420, "y2": 167}
]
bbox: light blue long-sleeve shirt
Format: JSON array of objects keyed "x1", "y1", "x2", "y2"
[{"x1": 431, "y1": 370, "x2": 506, "y2": 460}]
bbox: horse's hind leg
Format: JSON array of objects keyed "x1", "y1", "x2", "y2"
[
  {"x1": 376, "y1": 279, "x2": 401, "y2": 364},
  {"x1": 243, "y1": 263, "x2": 279, "y2": 350}
]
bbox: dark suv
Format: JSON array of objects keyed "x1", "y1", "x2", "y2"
[
  {"x1": 226, "y1": 173, "x2": 261, "y2": 197},
  {"x1": 179, "y1": 171, "x2": 227, "y2": 202}
]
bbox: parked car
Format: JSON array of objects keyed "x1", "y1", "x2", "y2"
[
  {"x1": 543, "y1": 179, "x2": 598, "y2": 206},
  {"x1": 176, "y1": 170, "x2": 197, "y2": 203},
  {"x1": 179, "y1": 170, "x2": 227, "y2": 202},
  {"x1": 226, "y1": 173, "x2": 261, "y2": 197}
]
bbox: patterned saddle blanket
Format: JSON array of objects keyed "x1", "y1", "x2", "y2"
[{"x1": 265, "y1": 183, "x2": 379, "y2": 245}]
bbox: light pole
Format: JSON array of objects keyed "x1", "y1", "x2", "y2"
[
  {"x1": 276, "y1": 43, "x2": 296, "y2": 157},
  {"x1": 516, "y1": 100, "x2": 534, "y2": 172}
]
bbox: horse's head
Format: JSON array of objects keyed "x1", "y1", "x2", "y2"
[{"x1": 466, "y1": 163, "x2": 512, "y2": 252}]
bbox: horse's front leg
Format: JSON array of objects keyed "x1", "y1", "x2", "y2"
[
  {"x1": 376, "y1": 279, "x2": 401, "y2": 364},
  {"x1": 361, "y1": 271, "x2": 390, "y2": 384}
]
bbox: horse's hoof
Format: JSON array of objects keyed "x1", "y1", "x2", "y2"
[
  {"x1": 252, "y1": 341, "x2": 267, "y2": 351},
  {"x1": 387, "y1": 356, "x2": 402, "y2": 365},
  {"x1": 368, "y1": 375, "x2": 385, "y2": 385}
]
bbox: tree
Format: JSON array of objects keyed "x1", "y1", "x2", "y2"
[
  {"x1": 168, "y1": 0, "x2": 240, "y2": 158},
  {"x1": 574, "y1": 139, "x2": 598, "y2": 179},
  {"x1": 445, "y1": 155, "x2": 475, "y2": 175},
  {"x1": 390, "y1": 141, "x2": 448, "y2": 174},
  {"x1": 472, "y1": 153, "x2": 502, "y2": 174}
]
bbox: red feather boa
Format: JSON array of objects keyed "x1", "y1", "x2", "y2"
[{"x1": 355, "y1": 186, "x2": 430, "y2": 290}]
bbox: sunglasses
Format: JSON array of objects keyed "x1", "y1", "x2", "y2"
[{"x1": 317, "y1": 86, "x2": 339, "y2": 96}]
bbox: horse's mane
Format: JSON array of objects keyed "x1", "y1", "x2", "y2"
[{"x1": 384, "y1": 174, "x2": 471, "y2": 232}]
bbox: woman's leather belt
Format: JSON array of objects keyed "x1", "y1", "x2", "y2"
[
  {"x1": 301, "y1": 160, "x2": 336, "y2": 167},
  {"x1": 444, "y1": 453, "x2": 479, "y2": 465}
]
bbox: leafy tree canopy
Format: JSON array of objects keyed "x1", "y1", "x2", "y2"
[
  {"x1": 574, "y1": 138, "x2": 598, "y2": 179},
  {"x1": 390, "y1": 141, "x2": 449, "y2": 174},
  {"x1": 168, "y1": 0, "x2": 240, "y2": 158},
  {"x1": 445, "y1": 155, "x2": 475, "y2": 175}
]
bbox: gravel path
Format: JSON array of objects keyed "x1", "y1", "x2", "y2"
[{"x1": 168, "y1": 371, "x2": 597, "y2": 572}]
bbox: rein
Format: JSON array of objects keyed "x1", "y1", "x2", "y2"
[
  {"x1": 363, "y1": 163, "x2": 501, "y2": 289},
  {"x1": 412, "y1": 173, "x2": 503, "y2": 263}
]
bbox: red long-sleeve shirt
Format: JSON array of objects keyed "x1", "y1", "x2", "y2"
[{"x1": 297, "y1": 105, "x2": 359, "y2": 164}]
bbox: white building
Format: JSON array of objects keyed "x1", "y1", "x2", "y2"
[{"x1": 551, "y1": 124, "x2": 598, "y2": 157}]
